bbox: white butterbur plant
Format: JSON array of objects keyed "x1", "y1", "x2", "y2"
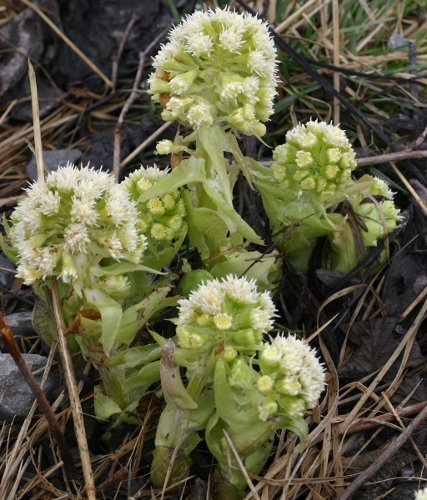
[
  {"x1": 149, "y1": 7, "x2": 278, "y2": 265},
  {"x1": 206, "y1": 333, "x2": 325, "y2": 499},
  {"x1": 150, "y1": 275, "x2": 326, "y2": 499},
  {"x1": 253, "y1": 120, "x2": 401, "y2": 275},
  {"x1": 2, "y1": 164, "x2": 177, "y2": 427}
]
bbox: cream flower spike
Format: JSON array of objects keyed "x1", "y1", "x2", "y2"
[
  {"x1": 11, "y1": 164, "x2": 146, "y2": 289},
  {"x1": 148, "y1": 7, "x2": 278, "y2": 136}
]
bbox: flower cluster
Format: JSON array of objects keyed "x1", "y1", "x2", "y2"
[
  {"x1": 256, "y1": 334, "x2": 326, "y2": 421},
  {"x1": 122, "y1": 165, "x2": 186, "y2": 249},
  {"x1": 271, "y1": 120, "x2": 357, "y2": 202},
  {"x1": 11, "y1": 164, "x2": 146, "y2": 288},
  {"x1": 349, "y1": 176, "x2": 401, "y2": 248},
  {"x1": 175, "y1": 275, "x2": 277, "y2": 355},
  {"x1": 148, "y1": 8, "x2": 278, "y2": 136}
]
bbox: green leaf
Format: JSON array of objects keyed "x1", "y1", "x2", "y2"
[
  {"x1": 94, "y1": 389, "x2": 123, "y2": 421},
  {"x1": 160, "y1": 340, "x2": 198, "y2": 410},
  {"x1": 122, "y1": 360, "x2": 161, "y2": 394},
  {"x1": 117, "y1": 284, "x2": 172, "y2": 345},
  {"x1": 90, "y1": 262, "x2": 161, "y2": 278},
  {"x1": 0, "y1": 216, "x2": 18, "y2": 264},
  {"x1": 278, "y1": 414, "x2": 309, "y2": 449},
  {"x1": 182, "y1": 188, "x2": 211, "y2": 259},
  {"x1": 191, "y1": 206, "x2": 230, "y2": 238},
  {"x1": 142, "y1": 233, "x2": 187, "y2": 270},
  {"x1": 84, "y1": 288, "x2": 122, "y2": 357},
  {"x1": 138, "y1": 156, "x2": 206, "y2": 203},
  {"x1": 197, "y1": 126, "x2": 233, "y2": 206},
  {"x1": 202, "y1": 181, "x2": 264, "y2": 245},
  {"x1": 222, "y1": 132, "x2": 255, "y2": 189},
  {"x1": 107, "y1": 343, "x2": 163, "y2": 368}
]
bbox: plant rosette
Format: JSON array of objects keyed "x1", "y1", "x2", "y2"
[
  {"x1": 150, "y1": 275, "x2": 278, "y2": 488},
  {"x1": 3, "y1": 164, "x2": 180, "y2": 427},
  {"x1": 205, "y1": 334, "x2": 326, "y2": 497}
]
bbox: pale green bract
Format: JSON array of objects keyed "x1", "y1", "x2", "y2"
[
  {"x1": 148, "y1": 7, "x2": 278, "y2": 136},
  {"x1": 11, "y1": 164, "x2": 146, "y2": 294},
  {"x1": 271, "y1": 120, "x2": 357, "y2": 202}
]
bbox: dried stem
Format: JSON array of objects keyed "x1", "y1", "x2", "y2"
[
  {"x1": 112, "y1": 28, "x2": 168, "y2": 181},
  {"x1": 338, "y1": 400, "x2": 427, "y2": 500},
  {"x1": 95, "y1": 466, "x2": 128, "y2": 494},
  {"x1": 111, "y1": 13, "x2": 140, "y2": 88},
  {"x1": 47, "y1": 278, "x2": 97, "y2": 500},
  {"x1": 344, "y1": 400, "x2": 427, "y2": 436},
  {"x1": 0, "y1": 315, "x2": 78, "y2": 480}
]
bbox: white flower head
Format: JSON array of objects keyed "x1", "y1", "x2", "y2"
[
  {"x1": 175, "y1": 275, "x2": 276, "y2": 354},
  {"x1": 148, "y1": 8, "x2": 278, "y2": 135},
  {"x1": 10, "y1": 165, "x2": 145, "y2": 289},
  {"x1": 259, "y1": 334, "x2": 326, "y2": 410},
  {"x1": 272, "y1": 120, "x2": 357, "y2": 202}
]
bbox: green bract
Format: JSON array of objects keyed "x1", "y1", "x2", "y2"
[
  {"x1": 148, "y1": 7, "x2": 278, "y2": 136},
  {"x1": 271, "y1": 120, "x2": 356, "y2": 203},
  {"x1": 11, "y1": 164, "x2": 146, "y2": 294}
]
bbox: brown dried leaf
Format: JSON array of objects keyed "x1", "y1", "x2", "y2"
[{"x1": 338, "y1": 318, "x2": 425, "y2": 380}]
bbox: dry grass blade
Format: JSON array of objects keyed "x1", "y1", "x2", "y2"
[
  {"x1": 389, "y1": 161, "x2": 427, "y2": 217},
  {"x1": 120, "y1": 121, "x2": 174, "y2": 168},
  {"x1": 48, "y1": 279, "x2": 96, "y2": 500},
  {"x1": 338, "y1": 386, "x2": 427, "y2": 499},
  {"x1": 223, "y1": 430, "x2": 261, "y2": 500},
  {"x1": 27, "y1": 61, "x2": 44, "y2": 182}
]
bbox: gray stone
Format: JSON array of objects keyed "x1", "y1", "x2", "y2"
[
  {"x1": 25, "y1": 149, "x2": 82, "y2": 181},
  {"x1": 0, "y1": 353, "x2": 60, "y2": 419},
  {"x1": 4, "y1": 311, "x2": 34, "y2": 337},
  {"x1": 0, "y1": 254, "x2": 16, "y2": 290}
]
